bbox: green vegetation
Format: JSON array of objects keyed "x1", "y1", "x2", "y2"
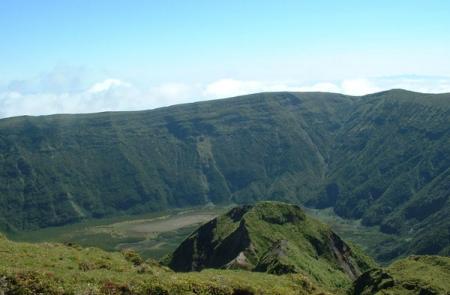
[
  {"x1": 0, "y1": 233, "x2": 328, "y2": 294},
  {"x1": 0, "y1": 89, "x2": 449, "y2": 261},
  {"x1": 305, "y1": 208, "x2": 408, "y2": 265},
  {"x1": 0, "y1": 203, "x2": 448, "y2": 294},
  {"x1": 315, "y1": 90, "x2": 450, "y2": 262},
  {"x1": 166, "y1": 202, "x2": 375, "y2": 292},
  {"x1": 352, "y1": 255, "x2": 450, "y2": 294},
  {"x1": 8, "y1": 206, "x2": 226, "y2": 259}
]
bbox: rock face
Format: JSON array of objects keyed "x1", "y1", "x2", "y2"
[
  {"x1": 352, "y1": 256, "x2": 450, "y2": 295},
  {"x1": 166, "y1": 201, "x2": 375, "y2": 289}
]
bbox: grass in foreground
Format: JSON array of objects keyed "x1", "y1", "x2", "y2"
[
  {"x1": 0, "y1": 234, "x2": 328, "y2": 294},
  {"x1": 352, "y1": 255, "x2": 450, "y2": 294}
]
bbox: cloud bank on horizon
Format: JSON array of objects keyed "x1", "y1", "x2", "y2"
[
  {"x1": 1, "y1": 2, "x2": 449, "y2": 118},
  {"x1": 1, "y1": 70, "x2": 450, "y2": 119}
]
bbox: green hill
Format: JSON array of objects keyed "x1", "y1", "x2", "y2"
[
  {"x1": 0, "y1": 233, "x2": 328, "y2": 295},
  {"x1": 352, "y1": 255, "x2": 450, "y2": 294},
  {"x1": 0, "y1": 89, "x2": 449, "y2": 260},
  {"x1": 166, "y1": 202, "x2": 375, "y2": 291}
]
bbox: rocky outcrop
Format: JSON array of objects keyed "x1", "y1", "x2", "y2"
[{"x1": 328, "y1": 232, "x2": 362, "y2": 279}]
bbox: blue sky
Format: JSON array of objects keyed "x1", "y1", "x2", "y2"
[{"x1": 1, "y1": 0, "x2": 450, "y2": 117}]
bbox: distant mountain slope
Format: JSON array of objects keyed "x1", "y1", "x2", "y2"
[
  {"x1": 312, "y1": 90, "x2": 450, "y2": 260},
  {"x1": 0, "y1": 89, "x2": 449, "y2": 259},
  {"x1": 166, "y1": 202, "x2": 375, "y2": 291},
  {"x1": 0, "y1": 91, "x2": 352, "y2": 231}
]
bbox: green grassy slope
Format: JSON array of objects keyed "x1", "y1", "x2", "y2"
[
  {"x1": 0, "y1": 89, "x2": 449, "y2": 260},
  {"x1": 0, "y1": 233, "x2": 328, "y2": 295},
  {"x1": 166, "y1": 202, "x2": 375, "y2": 292},
  {"x1": 352, "y1": 255, "x2": 450, "y2": 294}
]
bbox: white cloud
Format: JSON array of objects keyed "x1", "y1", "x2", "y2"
[
  {"x1": 340, "y1": 79, "x2": 381, "y2": 96},
  {"x1": 1, "y1": 72, "x2": 450, "y2": 119},
  {"x1": 0, "y1": 78, "x2": 140, "y2": 118},
  {"x1": 293, "y1": 82, "x2": 341, "y2": 93},
  {"x1": 203, "y1": 79, "x2": 264, "y2": 98},
  {"x1": 202, "y1": 79, "x2": 342, "y2": 98},
  {"x1": 374, "y1": 75, "x2": 450, "y2": 94},
  {"x1": 88, "y1": 79, "x2": 131, "y2": 93},
  {"x1": 201, "y1": 76, "x2": 450, "y2": 98}
]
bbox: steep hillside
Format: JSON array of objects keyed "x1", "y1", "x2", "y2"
[
  {"x1": 352, "y1": 255, "x2": 450, "y2": 294},
  {"x1": 0, "y1": 89, "x2": 449, "y2": 259},
  {"x1": 311, "y1": 90, "x2": 450, "y2": 260},
  {"x1": 166, "y1": 202, "x2": 375, "y2": 291},
  {"x1": 0, "y1": 233, "x2": 327, "y2": 295},
  {"x1": 0, "y1": 92, "x2": 351, "y2": 231}
]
